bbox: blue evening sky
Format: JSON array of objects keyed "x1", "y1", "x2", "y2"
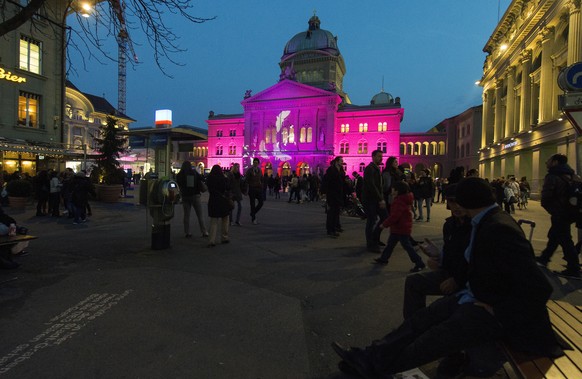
[{"x1": 67, "y1": 0, "x2": 511, "y2": 132}]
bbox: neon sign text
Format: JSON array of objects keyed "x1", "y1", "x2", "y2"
[{"x1": 0, "y1": 68, "x2": 26, "y2": 83}]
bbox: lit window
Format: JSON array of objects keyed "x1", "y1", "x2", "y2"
[
  {"x1": 288, "y1": 126, "x2": 295, "y2": 143},
  {"x1": 359, "y1": 123, "x2": 363, "y2": 133},
  {"x1": 19, "y1": 36, "x2": 41, "y2": 74},
  {"x1": 358, "y1": 142, "x2": 368, "y2": 154},
  {"x1": 229, "y1": 145, "x2": 236, "y2": 155},
  {"x1": 272, "y1": 128, "x2": 277, "y2": 143},
  {"x1": 282, "y1": 128, "x2": 288, "y2": 144},
  {"x1": 307, "y1": 127, "x2": 312, "y2": 143},
  {"x1": 300, "y1": 127, "x2": 306, "y2": 143},
  {"x1": 18, "y1": 91, "x2": 40, "y2": 128},
  {"x1": 377, "y1": 122, "x2": 387, "y2": 132},
  {"x1": 364, "y1": 123, "x2": 368, "y2": 132},
  {"x1": 265, "y1": 129, "x2": 271, "y2": 143},
  {"x1": 345, "y1": 124, "x2": 349, "y2": 132}
]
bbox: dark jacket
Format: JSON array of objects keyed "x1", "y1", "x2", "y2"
[
  {"x1": 176, "y1": 169, "x2": 204, "y2": 198},
  {"x1": 417, "y1": 176, "x2": 434, "y2": 199},
  {"x1": 71, "y1": 176, "x2": 95, "y2": 207},
  {"x1": 381, "y1": 192, "x2": 413, "y2": 234},
  {"x1": 245, "y1": 166, "x2": 263, "y2": 191},
  {"x1": 441, "y1": 216, "x2": 471, "y2": 288},
  {"x1": 227, "y1": 171, "x2": 243, "y2": 201},
  {"x1": 207, "y1": 173, "x2": 230, "y2": 218},
  {"x1": 325, "y1": 164, "x2": 344, "y2": 206},
  {"x1": 469, "y1": 207, "x2": 562, "y2": 357},
  {"x1": 541, "y1": 163, "x2": 575, "y2": 218},
  {"x1": 362, "y1": 163, "x2": 383, "y2": 204}
]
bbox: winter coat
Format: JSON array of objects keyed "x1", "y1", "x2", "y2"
[
  {"x1": 207, "y1": 173, "x2": 231, "y2": 218},
  {"x1": 541, "y1": 163, "x2": 575, "y2": 218},
  {"x1": 381, "y1": 192, "x2": 414, "y2": 235}
]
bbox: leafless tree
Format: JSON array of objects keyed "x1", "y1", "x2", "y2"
[{"x1": 0, "y1": 0, "x2": 215, "y2": 76}]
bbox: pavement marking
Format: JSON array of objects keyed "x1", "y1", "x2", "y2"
[{"x1": 0, "y1": 290, "x2": 133, "y2": 375}]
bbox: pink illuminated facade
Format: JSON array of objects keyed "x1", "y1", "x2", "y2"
[{"x1": 206, "y1": 15, "x2": 403, "y2": 176}]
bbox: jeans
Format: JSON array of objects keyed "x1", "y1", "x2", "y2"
[
  {"x1": 363, "y1": 200, "x2": 387, "y2": 247},
  {"x1": 248, "y1": 188, "x2": 264, "y2": 218},
  {"x1": 403, "y1": 269, "x2": 449, "y2": 319},
  {"x1": 416, "y1": 197, "x2": 431, "y2": 220},
  {"x1": 230, "y1": 199, "x2": 242, "y2": 223},
  {"x1": 182, "y1": 195, "x2": 208, "y2": 235},
  {"x1": 379, "y1": 233, "x2": 424, "y2": 266}
]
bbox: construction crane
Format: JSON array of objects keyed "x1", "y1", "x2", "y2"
[{"x1": 111, "y1": 0, "x2": 138, "y2": 116}]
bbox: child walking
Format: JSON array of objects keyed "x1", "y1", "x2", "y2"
[{"x1": 374, "y1": 181, "x2": 425, "y2": 272}]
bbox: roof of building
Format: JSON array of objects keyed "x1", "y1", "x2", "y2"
[
  {"x1": 370, "y1": 91, "x2": 395, "y2": 105},
  {"x1": 66, "y1": 80, "x2": 135, "y2": 121},
  {"x1": 282, "y1": 15, "x2": 339, "y2": 59}
]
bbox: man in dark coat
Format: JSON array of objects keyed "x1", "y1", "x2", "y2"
[
  {"x1": 331, "y1": 177, "x2": 562, "y2": 378},
  {"x1": 325, "y1": 157, "x2": 345, "y2": 238},
  {"x1": 362, "y1": 150, "x2": 386, "y2": 252},
  {"x1": 537, "y1": 153, "x2": 581, "y2": 278}
]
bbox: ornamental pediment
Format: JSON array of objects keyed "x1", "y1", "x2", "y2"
[{"x1": 241, "y1": 79, "x2": 341, "y2": 105}]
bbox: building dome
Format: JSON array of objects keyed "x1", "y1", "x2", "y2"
[
  {"x1": 370, "y1": 91, "x2": 394, "y2": 105},
  {"x1": 282, "y1": 15, "x2": 339, "y2": 58}
]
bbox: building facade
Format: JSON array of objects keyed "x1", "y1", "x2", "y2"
[
  {"x1": 479, "y1": 0, "x2": 582, "y2": 195},
  {"x1": 206, "y1": 15, "x2": 403, "y2": 176}
]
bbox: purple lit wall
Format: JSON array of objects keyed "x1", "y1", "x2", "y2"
[{"x1": 206, "y1": 80, "x2": 403, "y2": 178}]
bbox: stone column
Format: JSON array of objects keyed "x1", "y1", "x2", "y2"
[
  {"x1": 539, "y1": 26, "x2": 555, "y2": 123},
  {"x1": 520, "y1": 50, "x2": 532, "y2": 132},
  {"x1": 505, "y1": 66, "x2": 516, "y2": 138},
  {"x1": 481, "y1": 91, "x2": 490, "y2": 148},
  {"x1": 494, "y1": 80, "x2": 503, "y2": 142},
  {"x1": 568, "y1": 0, "x2": 582, "y2": 65}
]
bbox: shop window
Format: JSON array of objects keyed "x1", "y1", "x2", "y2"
[
  {"x1": 19, "y1": 36, "x2": 41, "y2": 74},
  {"x1": 288, "y1": 126, "x2": 295, "y2": 143},
  {"x1": 18, "y1": 91, "x2": 40, "y2": 128},
  {"x1": 265, "y1": 129, "x2": 271, "y2": 143}
]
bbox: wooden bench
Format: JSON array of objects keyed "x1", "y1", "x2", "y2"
[
  {"x1": 503, "y1": 300, "x2": 582, "y2": 379},
  {"x1": 0, "y1": 234, "x2": 38, "y2": 247},
  {"x1": 0, "y1": 234, "x2": 37, "y2": 269}
]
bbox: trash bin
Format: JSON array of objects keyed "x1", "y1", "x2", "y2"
[{"x1": 151, "y1": 224, "x2": 171, "y2": 250}]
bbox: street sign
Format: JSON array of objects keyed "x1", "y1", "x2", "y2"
[
  {"x1": 563, "y1": 108, "x2": 582, "y2": 136},
  {"x1": 558, "y1": 62, "x2": 582, "y2": 91},
  {"x1": 561, "y1": 93, "x2": 582, "y2": 107}
]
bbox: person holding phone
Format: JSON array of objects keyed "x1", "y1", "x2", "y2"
[{"x1": 403, "y1": 183, "x2": 471, "y2": 319}]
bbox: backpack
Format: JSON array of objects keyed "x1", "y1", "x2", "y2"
[{"x1": 561, "y1": 174, "x2": 582, "y2": 226}]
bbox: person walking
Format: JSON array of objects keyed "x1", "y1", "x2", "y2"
[
  {"x1": 71, "y1": 171, "x2": 95, "y2": 224},
  {"x1": 49, "y1": 171, "x2": 62, "y2": 217},
  {"x1": 536, "y1": 153, "x2": 581, "y2": 279},
  {"x1": 374, "y1": 181, "x2": 425, "y2": 272},
  {"x1": 176, "y1": 161, "x2": 209, "y2": 238},
  {"x1": 227, "y1": 163, "x2": 243, "y2": 226},
  {"x1": 362, "y1": 150, "x2": 387, "y2": 252},
  {"x1": 206, "y1": 165, "x2": 231, "y2": 247},
  {"x1": 325, "y1": 156, "x2": 345, "y2": 238},
  {"x1": 245, "y1": 158, "x2": 264, "y2": 224},
  {"x1": 415, "y1": 169, "x2": 434, "y2": 222}
]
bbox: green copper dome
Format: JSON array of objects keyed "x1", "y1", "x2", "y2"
[{"x1": 282, "y1": 16, "x2": 340, "y2": 59}]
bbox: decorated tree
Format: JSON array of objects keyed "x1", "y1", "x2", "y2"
[{"x1": 92, "y1": 115, "x2": 127, "y2": 185}]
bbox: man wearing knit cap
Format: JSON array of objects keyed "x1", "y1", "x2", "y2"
[{"x1": 331, "y1": 177, "x2": 561, "y2": 378}]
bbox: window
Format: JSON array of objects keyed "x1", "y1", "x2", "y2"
[
  {"x1": 341, "y1": 123, "x2": 350, "y2": 133},
  {"x1": 271, "y1": 128, "x2": 277, "y2": 143},
  {"x1": 306, "y1": 127, "x2": 312, "y2": 143},
  {"x1": 19, "y1": 36, "x2": 41, "y2": 74},
  {"x1": 377, "y1": 141, "x2": 387, "y2": 153},
  {"x1": 229, "y1": 145, "x2": 236, "y2": 155},
  {"x1": 300, "y1": 127, "x2": 306, "y2": 143},
  {"x1": 18, "y1": 91, "x2": 40, "y2": 128},
  {"x1": 288, "y1": 126, "x2": 295, "y2": 143},
  {"x1": 229, "y1": 129, "x2": 236, "y2": 136},
  {"x1": 265, "y1": 129, "x2": 271, "y2": 143},
  {"x1": 340, "y1": 142, "x2": 349, "y2": 154},
  {"x1": 358, "y1": 142, "x2": 368, "y2": 154},
  {"x1": 359, "y1": 162, "x2": 366, "y2": 172},
  {"x1": 216, "y1": 144, "x2": 223, "y2": 155},
  {"x1": 282, "y1": 128, "x2": 288, "y2": 144},
  {"x1": 358, "y1": 123, "x2": 368, "y2": 133},
  {"x1": 216, "y1": 130, "x2": 223, "y2": 137},
  {"x1": 378, "y1": 122, "x2": 387, "y2": 132}
]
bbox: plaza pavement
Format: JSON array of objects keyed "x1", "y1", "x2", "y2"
[{"x1": 0, "y1": 188, "x2": 581, "y2": 379}]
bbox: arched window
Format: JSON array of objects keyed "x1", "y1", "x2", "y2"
[
  {"x1": 282, "y1": 128, "x2": 288, "y2": 144},
  {"x1": 340, "y1": 142, "x2": 349, "y2": 154},
  {"x1": 229, "y1": 144, "x2": 236, "y2": 155},
  {"x1": 272, "y1": 128, "x2": 277, "y2": 143},
  {"x1": 407, "y1": 142, "x2": 414, "y2": 155},
  {"x1": 300, "y1": 127, "x2": 306, "y2": 143},
  {"x1": 265, "y1": 129, "x2": 271, "y2": 143},
  {"x1": 288, "y1": 126, "x2": 295, "y2": 143},
  {"x1": 307, "y1": 127, "x2": 312, "y2": 143},
  {"x1": 400, "y1": 143, "x2": 406, "y2": 155},
  {"x1": 377, "y1": 122, "x2": 387, "y2": 132},
  {"x1": 377, "y1": 141, "x2": 387, "y2": 153},
  {"x1": 359, "y1": 162, "x2": 366, "y2": 172},
  {"x1": 216, "y1": 144, "x2": 223, "y2": 156}
]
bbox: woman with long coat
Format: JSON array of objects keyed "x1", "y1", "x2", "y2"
[{"x1": 207, "y1": 165, "x2": 231, "y2": 247}]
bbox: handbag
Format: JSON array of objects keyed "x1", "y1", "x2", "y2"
[{"x1": 223, "y1": 194, "x2": 234, "y2": 210}]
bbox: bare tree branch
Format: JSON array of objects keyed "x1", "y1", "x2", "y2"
[{"x1": 0, "y1": 0, "x2": 46, "y2": 37}]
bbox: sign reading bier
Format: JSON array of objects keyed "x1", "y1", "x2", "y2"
[{"x1": 0, "y1": 67, "x2": 26, "y2": 83}]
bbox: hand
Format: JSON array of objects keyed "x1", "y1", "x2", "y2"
[
  {"x1": 418, "y1": 238, "x2": 440, "y2": 258},
  {"x1": 378, "y1": 224, "x2": 385, "y2": 229},
  {"x1": 427, "y1": 257, "x2": 440, "y2": 270},
  {"x1": 439, "y1": 278, "x2": 459, "y2": 294},
  {"x1": 474, "y1": 301, "x2": 494, "y2": 316},
  {"x1": 379, "y1": 200, "x2": 386, "y2": 209}
]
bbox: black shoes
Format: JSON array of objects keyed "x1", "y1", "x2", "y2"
[
  {"x1": 374, "y1": 258, "x2": 388, "y2": 265},
  {"x1": 409, "y1": 264, "x2": 425, "y2": 273},
  {"x1": 327, "y1": 231, "x2": 340, "y2": 238},
  {"x1": 378, "y1": 241, "x2": 386, "y2": 247},
  {"x1": 330, "y1": 342, "x2": 376, "y2": 379},
  {"x1": 535, "y1": 256, "x2": 548, "y2": 267}
]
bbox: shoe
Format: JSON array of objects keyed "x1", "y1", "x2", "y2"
[
  {"x1": 207, "y1": 243, "x2": 216, "y2": 248},
  {"x1": 410, "y1": 239, "x2": 419, "y2": 247},
  {"x1": 554, "y1": 269, "x2": 581, "y2": 279},
  {"x1": 336, "y1": 227, "x2": 344, "y2": 233},
  {"x1": 81, "y1": 218, "x2": 87, "y2": 223},
  {"x1": 221, "y1": 239, "x2": 230, "y2": 244},
  {"x1": 410, "y1": 265, "x2": 425, "y2": 273},
  {"x1": 330, "y1": 342, "x2": 375, "y2": 379},
  {"x1": 202, "y1": 232, "x2": 209, "y2": 237},
  {"x1": 73, "y1": 221, "x2": 80, "y2": 225},
  {"x1": 235, "y1": 222, "x2": 241, "y2": 226},
  {"x1": 327, "y1": 232, "x2": 340, "y2": 238},
  {"x1": 374, "y1": 258, "x2": 388, "y2": 265},
  {"x1": 185, "y1": 233, "x2": 192, "y2": 238},
  {"x1": 378, "y1": 241, "x2": 386, "y2": 247},
  {"x1": 252, "y1": 219, "x2": 259, "y2": 225},
  {"x1": 535, "y1": 256, "x2": 548, "y2": 267},
  {"x1": 338, "y1": 360, "x2": 360, "y2": 376},
  {"x1": 426, "y1": 218, "x2": 430, "y2": 222}
]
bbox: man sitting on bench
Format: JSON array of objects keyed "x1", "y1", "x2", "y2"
[
  {"x1": 331, "y1": 177, "x2": 563, "y2": 378},
  {"x1": 0, "y1": 206, "x2": 30, "y2": 269}
]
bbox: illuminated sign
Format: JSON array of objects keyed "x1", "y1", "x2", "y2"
[
  {"x1": 0, "y1": 67, "x2": 26, "y2": 83},
  {"x1": 155, "y1": 109, "x2": 172, "y2": 128},
  {"x1": 502, "y1": 141, "x2": 518, "y2": 149}
]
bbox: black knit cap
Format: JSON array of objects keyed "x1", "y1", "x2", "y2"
[{"x1": 455, "y1": 177, "x2": 496, "y2": 209}]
